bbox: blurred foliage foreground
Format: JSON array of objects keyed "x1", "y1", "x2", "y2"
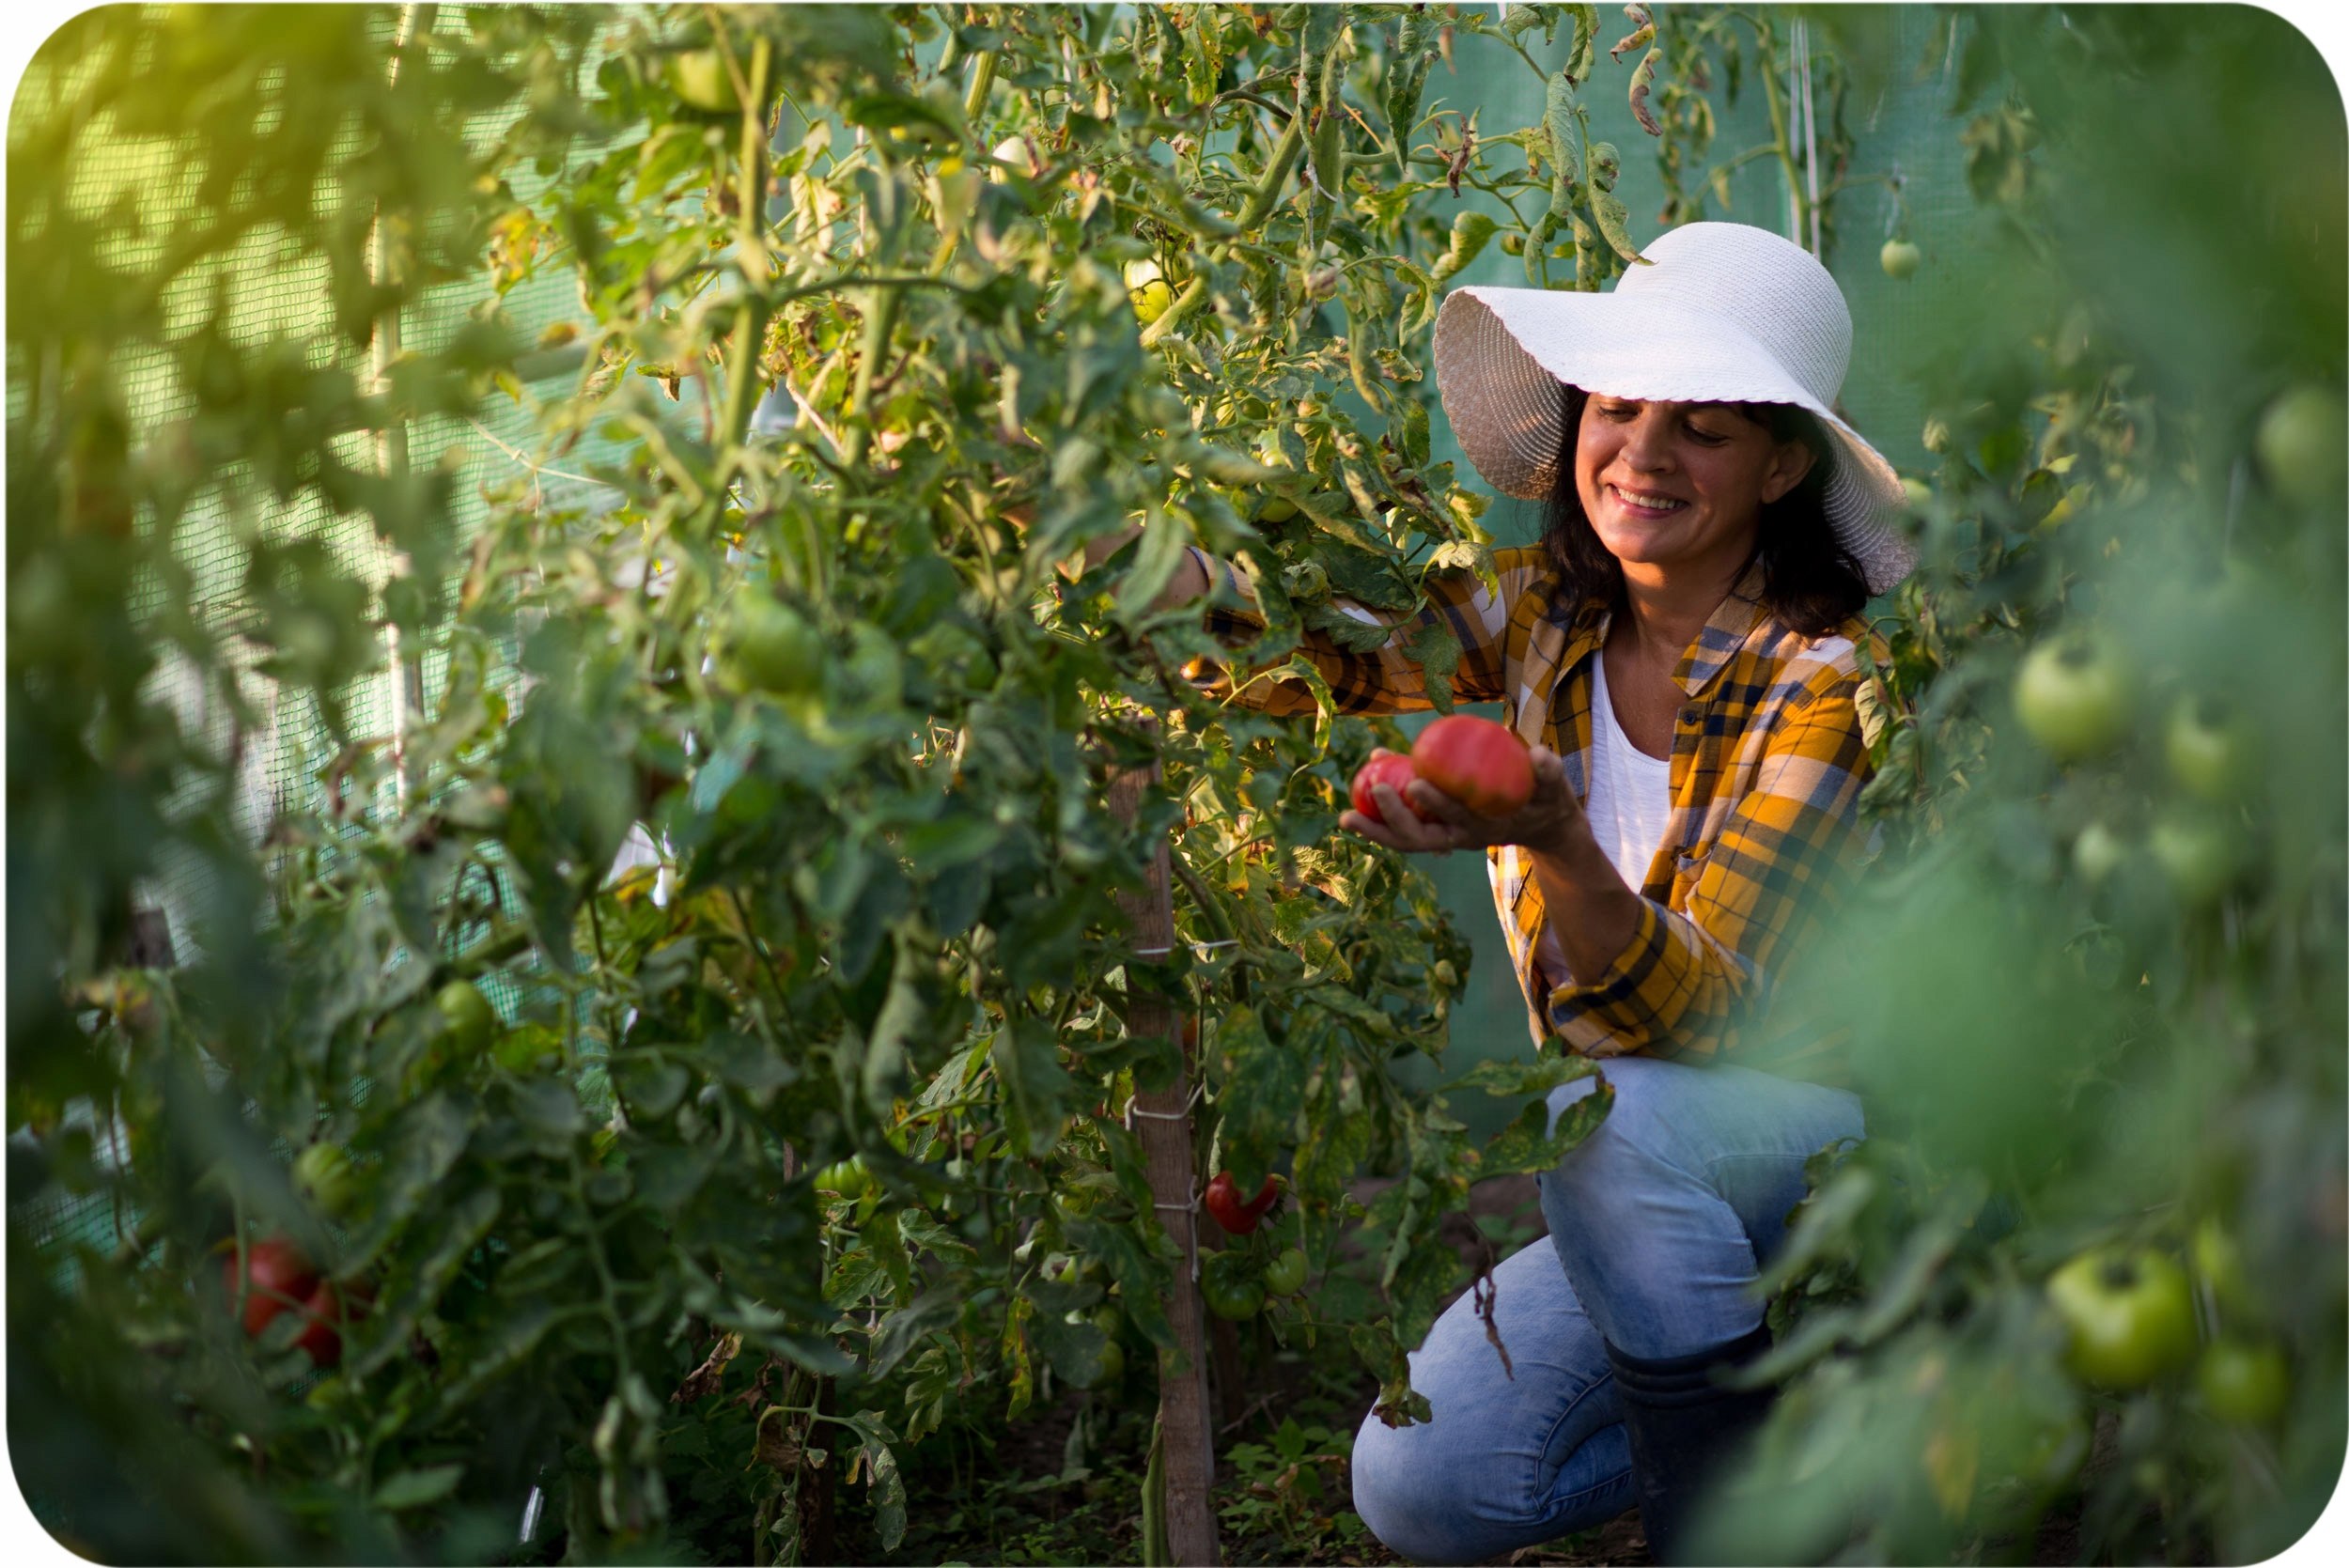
[{"x1": 7, "y1": 5, "x2": 2345, "y2": 1566}]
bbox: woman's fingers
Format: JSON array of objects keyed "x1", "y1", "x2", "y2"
[{"x1": 1401, "y1": 778, "x2": 1473, "y2": 827}]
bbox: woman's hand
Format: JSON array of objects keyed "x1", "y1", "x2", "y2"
[{"x1": 1338, "y1": 744, "x2": 1587, "y2": 860}]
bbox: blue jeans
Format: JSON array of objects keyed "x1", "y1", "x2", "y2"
[{"x1": 1349, "y1": 1054, "x2": 1865, "y2": 1565}]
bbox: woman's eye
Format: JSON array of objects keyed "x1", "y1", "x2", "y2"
[{"x1": 1687, "y1": 426, "x2": 1728, "y2": 445}]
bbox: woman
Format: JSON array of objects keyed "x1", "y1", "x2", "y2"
[{"x1": 1087, "y1": 222, "x2": 1911, "y2": 1563}]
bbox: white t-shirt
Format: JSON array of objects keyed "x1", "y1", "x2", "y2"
[{"x1": 1535, "y1": 654, "x2": 1674, "y2": 988}]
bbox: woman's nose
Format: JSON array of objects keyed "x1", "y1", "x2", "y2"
[{"x1": 1620, "y1": 411, "x2": 1677, "y2": 472}]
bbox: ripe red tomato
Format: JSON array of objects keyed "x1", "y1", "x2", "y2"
[
  {"x1": 224, "y1": 1236, "x2": 319, "y2": 1338},
  {"x1": 1349, "y1": 753, "x2": 1421, "y2": 825},
  {"x1": 291, "y1": 1280, "x2": 349, "y2": 1368},
  {"x1": 225, "y1": 1237, "x2": 369, "y2": 1367},
  {"x1": 1204, "y1": 1171, "x2": 1277, "y2": 1234},
  {"x1": 1411, "y1": 715, "x2": 1533, "y2": 816}
]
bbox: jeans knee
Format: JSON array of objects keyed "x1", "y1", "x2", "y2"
[{"x1": 1350, "y1": 1410, "x2": 1494, "y2": 1565}]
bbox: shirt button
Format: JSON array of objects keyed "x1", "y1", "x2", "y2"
[{"x1": 1679, "y1": 706, "x2": 1701, "y2": 725}]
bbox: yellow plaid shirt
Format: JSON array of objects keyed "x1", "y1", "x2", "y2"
[{"x1": 1191, "y1": 543, "x2": 1884, "y2": 1080}]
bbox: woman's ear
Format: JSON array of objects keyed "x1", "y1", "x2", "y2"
[{"x1": 1760, "y1": 438, "x2": 1819, "y2": 504}]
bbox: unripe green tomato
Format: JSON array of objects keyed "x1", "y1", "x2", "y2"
[
  {"x1": 1199, "y1": 1250, "x2": 1265, "y2": 1320},
  {"x1": 2163, "y1": 694, "x2": 2254, "y2": 803},
  {"x1": 2149, "y1": 814, "x2": 2244, "y2": 908},
  {"x1": 1880, "y1": 239, "x2": 1921, "y2": 279},
  {"x1": 2197, "y1": 1338, "x2": 2289, "y2": 1426},
  {"x1": 1900, "y1": 475, "x2": 1933, "y2": 512},
  {"x1": 2071, "y1": 820, "x2": 2128, "y2": 886},
  {"x1": 433, "y1": 980, "x2": 498, "y2": 1057},
  {"x1": 815, "y1": 1157, "x2": 872, "y2": 1201},
  {"x1": 1263, "y1": 1247, "x2": 1309, "y2": 1297},
  {"x1": 1124, "y1": 259, "x2": 1174, "y2": 325},
  {"x1": 722, "y1": 595, "x2": 823, "y2": 696},
  {"x1": 989, "y1": 134, "x2": 1039, "y2": 180},
  {"x1": 2013, "y1": 633, "x2": 2132, "y2": 763},
  {"x1": 2046, "y1": 1246, "x2": 2197, "y2": 1389},
  {"x1": 292, "y1": 1142, "x2": 354, "y2": 1219},
  {"x1": 665, "y1": 49, "x2": 742, "y2": 116},
  {"x1": 2191, "y1": 1218, "x2": 2255, "y2": 1317},
  {"x1": 1257, "y1": 495, "x2": 1300, "y2": 524},
  {"x1": 2254, "y1": 382, "x2": 2347, "y2": 506}
]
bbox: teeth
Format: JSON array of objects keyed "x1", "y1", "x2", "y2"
[{"x1": 1616, "y1": 488, "x2": 1686, "y2": 509}]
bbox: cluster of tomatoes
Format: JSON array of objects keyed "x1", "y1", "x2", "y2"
[
  {"x1": 222, "y1": 978, "x2": 514, "y2": 1371},
  {"x1": 2045, "y1": 1224, "x2": 2289, "y2": 1428},
  {"x1": 1347, "y1": 713, "x2": 1536, "y2": 830}
]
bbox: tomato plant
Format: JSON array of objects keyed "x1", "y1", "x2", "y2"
[{"x1": 1203, "y1": 1171, "x2": 1279, "y2": 1236}]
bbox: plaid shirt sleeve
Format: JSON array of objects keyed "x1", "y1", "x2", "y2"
[
  {"x1": 1544, "y1": 660, "x2": 1875, "y2": 1061},
  {"x1": 1184, "y1": 545, "x2": 1529, "y2": 715}
]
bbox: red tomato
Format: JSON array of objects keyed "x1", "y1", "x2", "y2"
[
  {"x1": 1411, "y1": 715, "x2": 1533, "y2": 816},
  {"x1": 1349, "y1": 753, "x2": 1422, "y2": 826},
  {"x1": 224, "y1": 1236, "x2": 319, "y2": 1338},
  {"x1": 291, "y1": 1280, "x2": 346, "y2": 1367},
  {"x1": 1204, "y1": 1171, "x2": 1278, "y2": 1234}
]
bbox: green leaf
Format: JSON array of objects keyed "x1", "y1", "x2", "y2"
[
  {"x1": 993, "y1": 1017, "x2": 1072, "y2": 1157},
  {"x1": 1214, "y1": 1005, "x2": 1305, "y2": 1191},
  {"x1": 1590, "y1": 187, "x2": 1648, "y2": 265},
  {"x1": 1402, "y1": 619, "x2": 1462, "y2": 714},
  {"x1": 373, "y1": 1464, "x2": 465, "y2": 1512}
]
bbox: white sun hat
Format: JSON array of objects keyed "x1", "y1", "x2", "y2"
[{"x1": 1431, "y1": 221, "x2": 1916, "y2": 594}]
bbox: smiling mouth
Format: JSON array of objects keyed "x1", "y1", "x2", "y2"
[{"x1": 1610, "y1": 485, "x2": 1689, "y2": 515}]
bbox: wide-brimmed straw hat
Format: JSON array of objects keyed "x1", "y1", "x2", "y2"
[{"x1": 1431, "y1": 221, "x2": 1915, "y2": 594}]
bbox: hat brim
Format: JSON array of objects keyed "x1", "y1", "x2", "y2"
[{"x1": 1433, "y1": 287, "x2": 1917, "y2": 596}]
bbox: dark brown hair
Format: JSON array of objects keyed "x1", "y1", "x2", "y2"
[{"x1": 1538, "y1": 380, "x2": 1870, "y2": 637}]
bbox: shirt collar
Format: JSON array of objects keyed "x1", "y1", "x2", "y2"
[{"x1": 1557, "y1": 559, "x2": 1770, "y2": 698}]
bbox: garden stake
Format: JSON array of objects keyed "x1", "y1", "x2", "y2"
[{"x1": 1111, "y1": 735, "x2": 1221, "y2": 1566}]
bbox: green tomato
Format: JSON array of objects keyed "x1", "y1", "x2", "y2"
[
  {"x1": 1899, "y1": 475, "x2": 1933, "y2": 512},
  {"x1": 722, "y1": 595, "x2": 824, "y2": 696},
  {"x1": 292, "y1": 1142, "x2": 353, "y2": 1219},
  {"x1": 2014, "y1": 632, "x2": 2133, "y2": 763},
  {"x1": 2254, "y1": 382, "x2": 2346, "y2": 506},
  {"x1": 2164, "y1": 694, "x2": 2254, "y2": 803},
  {"x1": 1263, "y1": 1247, "x2": 1309, "y2": 1298},
  {"x1": 666, "y1": 49, "x2": 742, "y2": 117},
  {"x1": 2149, "y1": 813, "x2": 2244, "y2": 908},
  {"x1": 815, "y1": 1157, "x2": 872, "y2": 1201},
  {"x1": 1090, "y1": 1336, "x2": 1126, "y2": 1386},
  {"x1": 433, "y1": 980, "x2": 498, "y2": 1057},
  {"x1": 1199, "y1": 1250, "x2": 1265, "y2": 1321},
  {"x1": 2191, "y1": 1218, "x2": 2255, "y2": 1317},
  {"x1": 1880, "y1": 239, "x2": 1921, "y2": 280},
  {"x1": 1256, "y1": 495, "x2": 1300, "y2": 524},
  {"x1": 2197, "y1": 1338, "x2": 2289, "y2": 1426},
  {"x1": 2071, "y1": 820, "x2": 2129, "y2": 886},
  {"x1": 989, "y1": 134, "x2": 1038, "y2": 181},
  {"x1": 1125, "y1": 259, "x2": 1174, "y2": 325},
  {"x1": 2046, "y1": 1246, "x2": 2197, "y2": 1389}
]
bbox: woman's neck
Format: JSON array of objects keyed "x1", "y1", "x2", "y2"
[{"x1": 1611, "y1": 551, "x2": 1751, "y2": 674}]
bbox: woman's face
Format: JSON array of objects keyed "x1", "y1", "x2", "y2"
[{"x1": 1573, "y1": 395, "x2": 1816, "y2": 583}]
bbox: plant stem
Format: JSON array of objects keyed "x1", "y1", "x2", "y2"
[{"x1": 717, "y1": 38, "x2": 778, "y2": 468}]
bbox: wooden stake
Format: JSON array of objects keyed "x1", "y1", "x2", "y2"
[{"x1": 1110, "y1": 734, "x2": 1221, "y2": 1567}]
